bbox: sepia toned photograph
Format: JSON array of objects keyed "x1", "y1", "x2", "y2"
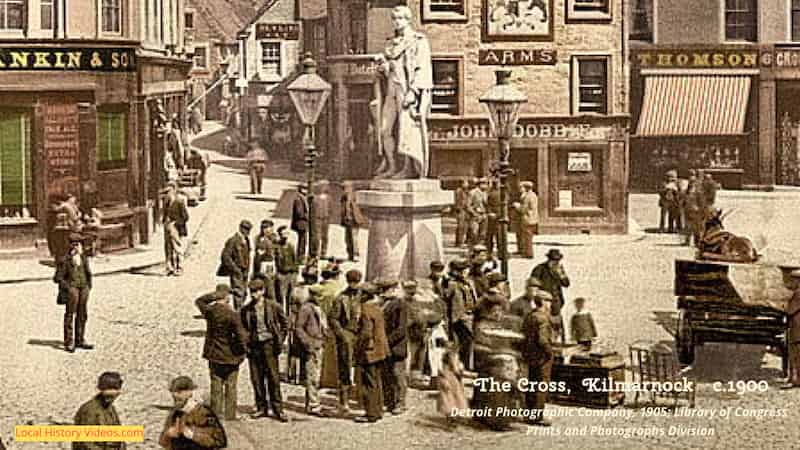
[{"x1": 1, "y1": 0, "x2": 800, "y2": 449}]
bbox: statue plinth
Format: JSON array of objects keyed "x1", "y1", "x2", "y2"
[{"x1": 356, "y1": 179, "x2": 453, "y2": 282}]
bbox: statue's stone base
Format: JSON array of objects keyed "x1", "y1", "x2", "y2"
[{"x1": 356, "y1": 179, "x2": 454, "y2": 282}]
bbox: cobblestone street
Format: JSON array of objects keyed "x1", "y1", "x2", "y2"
[{"x1": 3, "y1": 147, "x2": 800, "y2": 449}]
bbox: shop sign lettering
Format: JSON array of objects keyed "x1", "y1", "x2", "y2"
[
  {"x1": 478, "y1": 49, "x2": 557, "y2": 65},
  {"x1": 430, "y1": 122, "x2": 605, "y2": 141},
  {"x1": 255, "y1": 23, "x2": 300, "y2": 40},
  {"x1": 634, "y1": 50, "x2": 758, "y2": 69},
  {"x1": 0, "y1": 47, "x2": 135, "y2": 71}
]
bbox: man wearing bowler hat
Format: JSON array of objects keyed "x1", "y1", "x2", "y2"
[
  {"x1": 218, "y1": 220, "x2": 253, "y2": 309},
  {"x1": 530, "y1": 249, "x2": 570, "y2": 343},
  {"x1": 55, "y1": 232, "x2": 94, "y2": 353},
  {"x1": 73, "y1": 372, "x2": 125, "y2": 450},
  {"x1": 291, "y1": 185, "x2": 310, "y2": 263},
  {"x1": 159, "y1": 376, "x2": 227, "y2": 449}
]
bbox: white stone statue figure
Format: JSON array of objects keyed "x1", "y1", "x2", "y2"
[{"x1": 373, "y1": 6, "x2": 433, "y2": 179}]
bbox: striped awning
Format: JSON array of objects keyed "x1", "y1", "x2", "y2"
[{"x1": 636, "y1": 76, "x2": 751, "y2": 137}]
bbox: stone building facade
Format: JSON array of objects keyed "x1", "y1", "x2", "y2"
[
  {"x1": 0, "y1": 0, "x2": 190, "y2": 252},
  {"x1": 322, "y1": 0, "x2": 630, "y2": 234}
]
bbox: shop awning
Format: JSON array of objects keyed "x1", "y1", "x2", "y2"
[{"x1": 636, "y1": 75, "x2": 751, "y2": 137}]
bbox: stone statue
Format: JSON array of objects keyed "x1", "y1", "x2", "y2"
[{"x1": 373, "y1": 6, "x2": 433, "y2": 179}]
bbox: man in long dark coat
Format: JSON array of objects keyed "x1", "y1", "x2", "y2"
[{"x1": 530, "y1": 248, "x2": 570, "y2": 343}]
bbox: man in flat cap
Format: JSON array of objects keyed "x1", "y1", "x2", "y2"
[
  {"x1": 73, "y1": 372, "x2": 125, "y2": 450},
  {"x1": 513, "y1": 181, "x2": 539, "y2": 258},
  {"x1": 274, "y1": 225, "x2": 299, "y2": 315},
  {"x1": 466, "y1": 178, "x2": 489, "y2": 246},
  {"x1": 195, "y1": 285, "x2": 249, "y2": 421},
  {"x1": 291, "y1": 185, "x2": 310, "y2": 263},
  {"x1": 659, "y1": 169, "x2": 680, "y2": 234},
  {"x1": 469, "y1": 245, "x2": 492, "y2": 299},
  {"x1": 329, "y1": 269, "x2": 363, "y2": 415},
  {"x1": 341, "y1": 182, "x2": 366, "y2": 262},
  {"x1": 382, "y1": 280, "x2": 410, "y2": 415},
  {"x1": 783, "y1": 269, "x2": 800, "y2": 389},
  {"x1": 162, "y1": 181, "x2": 190, "y2": 276},
  {"x1": 240, "y1": 279, "x2": 288, "y2": 421},
  {"x1": 218, "y1": 220, "x2": 253, "y2": 309},
  {"x1": 453, "y1": 179, "x2": 470, "y2": 248},
  {"x1": 426, "y1": 261, "x2": 447, "y2": 299},
  {"x1": 530, "y1": 249, "x2": 570, "y2": 343},
  {"x1": 521, "y1": 291, "x2": 554, "y2": 427},
  {"x1": 474, "y1": 274, "x2": 509, "y2": 326},
  {"x1": 354, "y1": 283, "x2": 390, "y2": 423},
  {"x1": 294, "y1": 284, "x2": 328, "y2": 415},
  {"x1": 444, "y1": 258, "x2": 478, "y2": 370},
  {"x1": 159, "y1": 376, "x2": 227, "y2": 449},
  {"x1": 252, "y1": 220, "x2": 277, "y2": 302},
  {"x1": 510, "y1": 277, "x2": 551, "y2": 319},
  {"x1": 310, "y1": 181, "x2": 331, "y2": 260},
  {"x1": 317, "y1": 261, "x2": 343, "y2": 391},
  {"x1": 54, "y1": 232, "x2": 94, "y2": 353}
]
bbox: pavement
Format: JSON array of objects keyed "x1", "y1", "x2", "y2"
[{"x1": 5, "y1": 124, "x2": 800, "y2": 449}]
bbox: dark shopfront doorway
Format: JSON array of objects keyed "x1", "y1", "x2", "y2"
[{"x1": 776, "y1": 82, "x2": 800, "y2": 185}]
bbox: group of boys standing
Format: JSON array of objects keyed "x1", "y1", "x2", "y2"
[{"x1": 658, "y1": 169, "x2": 721, "y2": 246}]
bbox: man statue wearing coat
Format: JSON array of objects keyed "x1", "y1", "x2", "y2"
[{"x1": 373, "y1": 5, "x2": 433, "y2": 179}]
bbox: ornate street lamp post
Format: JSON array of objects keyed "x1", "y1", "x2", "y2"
[
  {"x1": 479, "y1": 69, "x2": 527, "y2": 278},
  {"x1": 287, "y1": 53, "x2": 332, "y2": 260}
]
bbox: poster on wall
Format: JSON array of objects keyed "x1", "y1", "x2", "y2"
[
  {"x1": 482, "y1": 0, "x2": 554, "y2": 41},
  {"x1": 44, "y1": 103, "x2": 81, "y2": 199},
  {"x1": 567, "y1": 152, "x2": 592, "y2": 171}
]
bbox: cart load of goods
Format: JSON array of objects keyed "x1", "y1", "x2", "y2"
[{"x1": 675, "y1": 259, "x2": 794, "y2": 312}]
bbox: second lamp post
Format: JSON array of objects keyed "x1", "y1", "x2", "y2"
[
  {"x1": 479, "y1": 69, "x2": 527, "y2": 279},
  {"x1": 287, "y1": 53, "x2": 332, "y2": 259}
]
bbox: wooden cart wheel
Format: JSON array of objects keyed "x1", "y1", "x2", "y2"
[{"x1": 676, "y1": 309, "x2": 695, "y2": 365}]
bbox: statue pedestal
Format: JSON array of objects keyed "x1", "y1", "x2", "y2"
[{"x1": 356, "y1": 179, "x2": 454, "y2": 282}]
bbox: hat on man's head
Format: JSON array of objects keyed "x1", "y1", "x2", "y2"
[
  {"x1": 248, "y1": 279, "x2": 265, "y2": 291},
  {"x1": 169, "y1": 376, "x2": 198, "y2": 392},
  {"x1": 239, "y1": 220, "x2": 253, "y2": 231},
  {"x1": 478, "y1": 177, "x2": 489, "y2": 185},
  {"x1": 545, "y1": 248, "x2": 564, "y2": 261},
  {"x1": 449, "y1": 258, "x2": 470, "y2": 271},
  {"x1": 535, "y1": 290, "x2": 554, "y2": 301},
  {"x1": 487, "y1": 272, "x2": 507, "y2": 286},
  {"x1": 791, "y1": 269, "x2": 800, "y2": 279},
  {"x1": 485, "y1": 288, "x2": 505, "y2": 304},
  {"x1": 430, "y1": 261, "x2": 445, "y2": 271},
  {"x1": 520, "y1": 181, "x2": 534, "y2": 189},
  {"x1": 358, "y1": 282, "x2": 379, "y2": 297},
  {"x1": 402, "y1": 280, "x2": 417, "y2": 290},
  {"x1": 97, "y1": 371, "x2": 123, "y2": 391},
  {"x1": 346, "y1": 269, "x2": 363, "y2": 283},
  {"x1": 68, "y1": 232, "x2": 84, "y2": 243},
  {"x1": 526, "y1": 277, "x2": 543, "y2": 288},
  {"x1": 215, "y1": 284, "x2": 231, "y2": 298},
  {"x1": 471, "y1": 244, "x2": 488, "y2": 255},
  {"x1": 261, "y1": 219, "x2": 274, "y2": 228},
  {"x1": 375, "y1": 278, "x2": 399, "y2": 291},
  {"x1": 277, "y1": 225, "x2": 288, "y2": 234},
  {"x1": 321, "y1": 263, "x2": 341, "y2": 279}
]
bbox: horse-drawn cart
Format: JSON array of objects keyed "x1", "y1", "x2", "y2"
[{"x1": 674, "y1": 259, "x2": 794, "y2": 370}]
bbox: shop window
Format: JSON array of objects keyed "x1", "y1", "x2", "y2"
[
  {"x1": 422, "y1": 0, "x2": 467, "y2": 21},
  {"x1": 0, "y1": 0, "x2": 24, "y2": 30},
  {"x1": 567, "y1": 0, "x2": 611, "y2": 21},
  {"x1": 630, "y1": 0, "x2": 653, "y2": 41},
  {"x1": 102, "y1": 0, "x2": 122, "y2": 33},
  {"x1": 572, "y1": 57, "x2": 609, "y2": 115},
  {"x1": 724, "y1": 0, "x2": 757, "y2": 42},
  {"x1": 792, "y1": 0, "x2": 800, "y2": 41},
  {"x1": 41, "y1": 0, "x2": 54, "y2": 29},
  {"x1": 432, "y1": 58, "x2": 462, "y2": 116},
  {"x1": 193, "y1": 46, "x2": 207, "y2": 68},
  {"x1": 348, "y1": 3, "x2": 366, "y2": 54},
  {"x1": 261, "y1": 42, "x2": 281, "y2": 78},
  {"x1": 184, "y1": 11, "x2": 193, "y2": 29},
  {"x1": 97, "y1": 112, "x2": 127, "y2": 171},
  {"x1": 0, "y1": 111, "x2": 32, "y2": 214}
]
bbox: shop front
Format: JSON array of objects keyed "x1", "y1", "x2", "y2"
[
  {"x1": 630, "y1": 47, "x2": 761, "y2": 191},
  {"x1": 429, "y1": 116, "x2": 629, "y2": 235},
  {"x1": 763, "y1": 45, "x2": 800, "y2": 186},
  {"x1": 0, "y1": 45, "x2": 143, "y2": 253}
]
